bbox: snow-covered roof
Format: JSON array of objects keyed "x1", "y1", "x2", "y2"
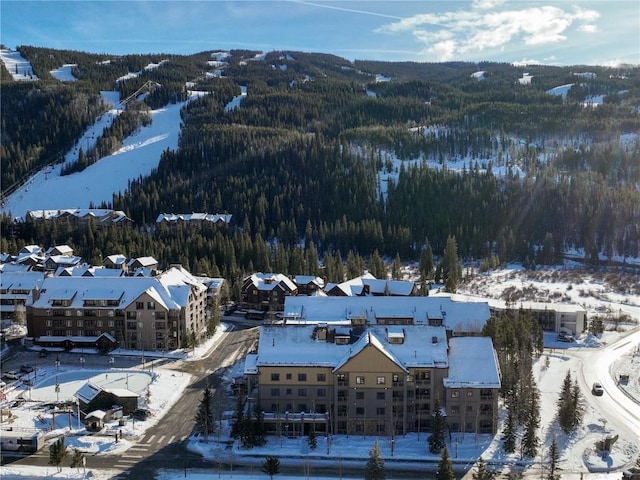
[
  {"x1": 127, "y1": 257, "x2": 158, "y2": 268},
  {"x1": 104, "y1": 254, "x2": 127, "y2": 266},
  {"x1": 293, "y1": 275, "x2": 324, "y2": 288},
  {"x1": 156, "y1": 213, "x2": 232, "y2": 223},
  {"x1": 245, "y1": 273, "x2": 297, "y2": 292},
  {"x1": 443, "y1": 337, "x2": 501, "y2": 389},
  {"x1": 0, "y1": 271, "x2": 46, "y2": 291},
  {"x1": 26, "y1": 209, "x2": 130, "y2": 224},
  {"x1": 45, "y1": 245, "x2": 73, "y2": 256},
  {"x1": 447, "y1": 293, "x2": 586, "y2": 315},
  {"x1": 281, "y1": 296, "x2": 490, "y2": 332},
  {"x1": 254, "y1": 325, "x2": 449, "y2": 370},
  {"x1": 75, "y1": 382, "x2": 102, "y2": 403},
  {"x1": 85, "y1": 409, "x2": 107, "y2": 420},
  {"x1": 29, "y1": 267, "x2": 205, "y2": 310}
]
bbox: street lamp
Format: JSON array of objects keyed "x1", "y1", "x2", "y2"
[
  {"x1": 79, "y1": 355, "x2": 85, "y2": 369},
  {"x1": 55, "y1": 356, "x2": 60, "y2": 372},
  {"x1": 109, "y1": 356, "x2": 115, "y2": 368},
  {"x1": 55, "y1": 376, "x2": 60, "y2": 402}
]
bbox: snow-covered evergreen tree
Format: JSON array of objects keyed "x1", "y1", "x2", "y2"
[{"x1": 365, "y1": 440, "x2": 385, "y2": 480}]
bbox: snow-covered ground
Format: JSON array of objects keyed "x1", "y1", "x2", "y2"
[{"x1": 0, "y1": 48, "x2": 38, "y2": 81}]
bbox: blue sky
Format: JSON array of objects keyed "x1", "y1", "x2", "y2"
[{"x1": 1, "y1": 0, "x2": 638, "y2": 66}]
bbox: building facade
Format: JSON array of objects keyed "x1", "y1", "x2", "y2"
[
  {"x1": 245, "y1": 322, "x2": 500, "y2": 438},
  {"x1": 26, "y1": 265, "x2": 207, "y2": 351}
]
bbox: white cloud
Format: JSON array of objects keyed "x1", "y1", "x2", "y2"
[
  {"x1": 472, "y1": 0, "x2": 507, "y2": 9},
  {"x1": 376, "y1": 2, "x2": 601, "y2": 61},
  {"x1": 578, "y1": 24, "x2": 599, "y2": 33}
]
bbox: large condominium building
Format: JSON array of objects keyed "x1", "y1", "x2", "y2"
[
  {"x1": 26, "y1": 265, "x2": 208, "y2": 351},
  {"x1": 244, "y1": 296, "x2": 501, "y2": 437}
]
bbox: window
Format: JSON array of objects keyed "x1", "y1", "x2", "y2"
[
  {"x1": 286, "y1": 388, "x2": 292, "y2": 395},
  {"x1": 467, "y1": 390, "x2": 473, "y2": 397},
  {"x1": 376, "y1": 407, "x2": 386, "y2": 415},
  {"x1": 356, "y1": 407, "x2": 364, "y2": 415},
  {"x1": 376, "y1": 392, "x2": 386, "y2": 400},
  {"x1": 451, "y1": 390, "x2": 460, "y2": 398},
  {"x1": 317, "y1": 373, "x2": 326, "y2": 382},
  {"x1": 147, "y1": 301, "x2": 156, "y2": 309},
  {"x1": 317, "y1": 388, "x2": 327, "y2": 397},
  {"x1": 316, "y1": 404, "x2": 326, "y2": 413},
  {"x1": 376, "y1": 376, "x2": 386, "y2": 385},
  {"x1": 136, "y1": 301, "x2": 144, "y2": 310},
  {"x1": 356, "y1": 376, "x2": 365, "y2": 385},
  {"x1": 392, "y1": 374, "x2": 400, "y2": 383},
  {"x1": 355, "y1": 391, "x2": 365, "y2": 400},
  {"x1": 286, "y1": 373, "x2": 292, "y2": 380},
  {"x1": 337, "y1": 405, "x2": 347, "y2": 416},
  {"x1": 271, "y1": 373, "x2": 280, "y2": 381},
  {"x1": 298, "y1": 404, "x2": 307, "y2": 412},
  {"x1": 271, "y1": 388, "x2": 280, "y2": 397},
  {"x1": 466, "y1": 405, "x2": 473, "y2": 413},
  {"x1": 298, "y1": 373, "x2": 307, "y2": 382},
  {"x1": 451, "y1": 406, "x2": 460, "y2": 414},
  {"x1": 298, "y1": 388, "x2": 307, "y2": 397}
]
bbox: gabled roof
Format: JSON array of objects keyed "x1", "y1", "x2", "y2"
[
  {"x1": 45, "y1": 245, "x2": 73, "y2": 256},
  {"x1": 127, "y1": 256, "x2": 158, "y2": 268},
  {"x1": 75, "y1": 382, "x2": 102, "y2": 403},
  {"x1": 293, "y1": 275, "x2": 324, "y2": 288},
  {"x1": 254, "y1": 325, "x2": 448, "y2": 370},
  {"x1": 245, "y1": 273, "x2": 297, "y2": 292},
  {"x1": 156, "y1": 212, "x2": 232, "y2": 223},
  {"x1": 29, "y1": 266, "x2": 205, "y2": 311},
  {"x1": 333, "y1": 330, "x2": 408, "y2": 373},
  {"x1": 104, "y1": 254, "x2": 127, "y2": 266}
]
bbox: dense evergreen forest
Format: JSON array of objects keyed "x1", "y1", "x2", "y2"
[{"x1": 2, "y1": 46, "x2": 640, "y2": 292}]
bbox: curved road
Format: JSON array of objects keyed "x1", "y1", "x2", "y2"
[{"x1": 577, "y1": 327, "x2": 640, "y2": 446}]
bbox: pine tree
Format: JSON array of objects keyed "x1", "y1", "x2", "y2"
[
  {"x1": 521, "y1": 376, "x2": 540, "y2": 458},
  {"x1": 194, "y1": 379, "x2": 215, "y2": 440},
  {"x1": 502, "y1": 409, "x2": 517, "y2": 453},
  {"x1": 548, "y1": 437, "x2": 560, "y2": 480},
  {"x1": 428, "y1": 397, "x2": 446, "y2": 453},
  {"x1": 365, "y1": 440, "x2": 385, "y2": 480},
  {"x1": 69, "y1": 448, "x2": 85, "y2": 472},
  {"x1": 261, "y1": 456, "x2": 280, "y2": 480},
  {"x1": 391, "y1": 253, "x2": 402, "y2": 280},
  {"x1": 472, "y1": 456, "x2": 494, "y2": 480},
  {"x1": 556, "y1": 370, "x2": 573, "y2": 433},
  {"x1": 419, "y1": 242, "x2": 435, "y2": 282},
  {"x1": 570, "y1": 382, "x2": 584, "y2": 431},
  {"x1": 48, "y1": 437, "x2": 66, "y2": 473},
  {"x1": 441, "y1": 235, "x2": 462, "y2": 293},
  {"x1": 307, "y1": 428, "x2": 317, "y2": 451},
  {"x1": 436, "y1": 445, "x2": 455, "y2": 480}
]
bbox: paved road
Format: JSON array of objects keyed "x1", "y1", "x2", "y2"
[{"x1": 2, "y1": 323, "x2": 260, "y2": 478}]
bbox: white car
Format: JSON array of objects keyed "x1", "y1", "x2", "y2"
[{"x1": 3, "y1": 370, "x2": 22, "y2": 380}]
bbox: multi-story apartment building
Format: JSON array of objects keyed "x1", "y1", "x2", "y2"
[
  {"x1": 26, "y1": 265, "x2": 208, "y2": 351},
  {"x1": 244, "y1": 295, "x2": 500, "y2": 437}
]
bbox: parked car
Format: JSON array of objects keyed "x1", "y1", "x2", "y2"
[
  {"x1": 3, "y1": 371, "x2": 22, "y2": 380},
  {"x1": 133, "y1": 408, "x2": 151, "y2": 420},
  {"x1": 557, "y1": 333, "x2": 574, "y2": 342},
  {"x1": 592, "y1": 382, "x2": 604, "y2": 396},
  {"x1": 20, "y1": 364, "x2": 34, "y2": 374}
]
